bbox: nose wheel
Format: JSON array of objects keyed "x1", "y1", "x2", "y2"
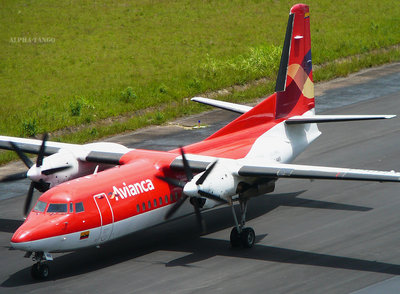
[
  {"x1": 28, "y1": 252, "x2": 51, "y2": 280},
  {"x1": 31, "y1": 262, "x2": 50, "y2": 280},
  {"x1": 229, "y1": 199, "x2": 256, "y2": 248}
]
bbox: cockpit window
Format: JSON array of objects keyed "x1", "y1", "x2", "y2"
[
  {"x1": 47, "y1": 203, "x2": 68, "y2": 213},
  {"x1": 33, "y1": 201, "x2": 47, "y2": 212},
  {"x1": 75, "y1": 202, "x2": 84, "y2": 213}
]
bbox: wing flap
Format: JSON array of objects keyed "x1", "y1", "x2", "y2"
[{"x1": 238, "y1": 163, "x2": 400, "y2": 183}]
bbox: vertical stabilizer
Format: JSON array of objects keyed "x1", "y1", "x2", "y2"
[
  {"x1": 203, "y1": 4, "x2": 315, "y2": 141},
  {"x1": 275, "y1": 4, "x2": 315, "y2": 118}
]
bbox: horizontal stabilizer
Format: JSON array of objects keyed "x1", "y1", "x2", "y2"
[
  {"x1": 191, "y1": 97, "x2": 252, "y2": 114},
  {"x1": 285, "y1": 115, "x2": 396, "y2": 125}
]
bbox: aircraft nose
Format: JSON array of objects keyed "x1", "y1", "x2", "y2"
[
  {"x1": 10, "y1": 226, "x2": 34, "y2": 251},
  {"x1": 11, "y1": 229, "x2": 30, "y2": 243},
  {"x1": 10, "y1": 213, "x2": 70, "y2": 252}
]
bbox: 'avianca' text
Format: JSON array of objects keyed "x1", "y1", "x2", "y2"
[{"x1": 111, "y1": 180, "x2": 155, "y2": 201}]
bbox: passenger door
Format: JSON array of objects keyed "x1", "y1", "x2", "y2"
[{"x1": 93, "y1": 193, "x2": 114, "y2": 242}]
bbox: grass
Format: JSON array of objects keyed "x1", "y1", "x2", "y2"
[{"x1": 0, "y1": 0, "x2": 399, "y2": 164}]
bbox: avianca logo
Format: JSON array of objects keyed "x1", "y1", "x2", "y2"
[{"x1": 110, "y1": 179, "x2": 155, "y2": 201}]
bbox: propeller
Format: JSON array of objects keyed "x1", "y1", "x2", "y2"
[
  {"x1": 157, "y1": 147, "x2": 227, "y2": 233},
  {"x1": 0, "y1": 134, "x2": 71, "y2": 216}
]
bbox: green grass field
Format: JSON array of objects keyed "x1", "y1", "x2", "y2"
[{"x1": 1, "y1": 0, "x2": 400, "y2": 152}]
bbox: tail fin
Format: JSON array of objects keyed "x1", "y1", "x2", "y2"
[
  {"x1": 205, "y1": 4, "x2": 314, "y2": 140},
  {"x1": 275, "y1": 4, "x2": 315, "y2": 118}
]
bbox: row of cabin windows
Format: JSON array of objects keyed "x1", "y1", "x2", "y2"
[{"x1": 136, "y1": 192, "x2": 179, "y2": 213}]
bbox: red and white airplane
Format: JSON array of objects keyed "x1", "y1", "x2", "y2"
[{"x1": 2, "y1": 3, "x2": 399, "y2": 280}]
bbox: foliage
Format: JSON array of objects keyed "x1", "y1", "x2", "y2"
[{"x1": 120, "y1": 87, "x2": 137, "y2": 103}]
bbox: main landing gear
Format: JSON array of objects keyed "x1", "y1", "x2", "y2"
[
  {"x1": 26, "y1": 252, "x2": 50, "y2": 280},
  {"x1": 229, "y1": 199, "x2": 255, "y2": 248}
]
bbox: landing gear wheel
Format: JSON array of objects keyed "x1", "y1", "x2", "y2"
[
  {"x1": 31, "y1": 263, "x2": 50, "y2": 280},
  {"x1": 230, "y1": 227, "x2": 241, "y2": 248},
  {"x1": 241, "y1": 227, "x2": 255, "y2": 248}
]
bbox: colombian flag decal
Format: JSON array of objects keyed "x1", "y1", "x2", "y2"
[
  {"x1": 80, "y1": 231, "x2": 90, "y2": 240},
  {"x1": 304, "y1": 12, "x2": 310, "y2": 19}
]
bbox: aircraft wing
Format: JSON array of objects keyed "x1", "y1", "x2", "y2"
[
  {"x1": 237, "y1": 162, "x2": 400, "y2": 182},
  {"x1": 0, "y1": 135, "x2": 130, "y2": 165}
]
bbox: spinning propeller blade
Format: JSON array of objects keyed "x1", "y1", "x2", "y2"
[
  {"x1": 5, "y1": 134, "x2": 70, "y2": 216},
  {"x1": 165, "y1": 194, "x2": 188, "y2": 220},
  {"x1": 9, "y1": 142, "x2": 33, "y2": 169},
  {"x1": 155, "y1": 175, "x2": 185, "y2": 188},
  {"x1": 158, "y1": 147, "x2": 208, "y2": 232},
  {"x1": 36, "y1": 133, "x2": 48, "y2": 167},
  {"x1": 196, "y1": 160, "x2": 218, "y2": 185},
  {"x1": 24, "y1": 182, "x2": 35, "y2": 217},
  {"x1": 0, "y1": 171, "x2": 27, "y2": 183},
  {"x1": 41, "y1": 165, "x2": 71, "y2": 176},
  {"x1": 198, "y1": 190, "x2": 228, "y2": 204},
  {"x1": 192, "y1": 198, "x2": 207, "y2": 234},
  {"x1": 180, "y1": 147, "x2": 193, "y2": 181}
]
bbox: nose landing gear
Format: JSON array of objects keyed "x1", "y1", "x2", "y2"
[
  {"x1": 27, "y1": 252, "x2": 51, "y2": 280},
  {"x1": 31, "y1": 261, "x2": 49, "y2": 280},
  {"x1": 229, "y1": 199, "x2": 256, "y2": 248}
]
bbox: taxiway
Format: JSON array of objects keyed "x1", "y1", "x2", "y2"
[{"x1": 1, "y1": 63, "x2": 400, "y2": 293}]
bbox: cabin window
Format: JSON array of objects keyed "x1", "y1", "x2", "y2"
[
  {"x1": 175, "y1": 192, "x2": 179, "y2": 200},
  {"x1": 159, "y1": 197, "x2": 163, "y2": 206},
  {"x1": 69, "y1": 203, "x2": 73, "y2": 213},
  {"x1": 165, "y1": 195, "x2": 168, "y2": 204},
  {"x1": 148, "y1": 201, "x2": 151, "y2": 209},
  {"x1": 137, "y1": 204, "x2": 140, "y2": 213},
  {"x1": 33, "y1": 201, "x2": 47, "y2": 212},
  {"x1": 170, "y1": 193, "x2": 174, "y2": 202},
  {"x1": 47, "y1": 203, "x2": 68, "y2": 213},
  {"x1": 142, "y1": 203, "x2": 146, "y2": 211},
  {"x1": 75, "y1": 202, "x2": 84, "y2": 213},
  {"x1": 153, "y1": 199, "x2": 157, "y2": 207}
]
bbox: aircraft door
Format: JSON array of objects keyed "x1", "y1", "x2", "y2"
[{"x1": 93, "y1": 193, "x2": 114, "y2": 242}]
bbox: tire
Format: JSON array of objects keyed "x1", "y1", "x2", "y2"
[
  {"x1": 31, "y1": 263, "x2": 50, "y2": 280},
  {"x1": 230, "y1": 227, "x2": 241, "y2": 248},
  {"x1": 241, "y1": 227, "x2": 255, "y2": 248}
]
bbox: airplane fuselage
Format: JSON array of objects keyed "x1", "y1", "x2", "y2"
[{"x1": 11, "y1": 113, "x2": 320, "y2": 253}]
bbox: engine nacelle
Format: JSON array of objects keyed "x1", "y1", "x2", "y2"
[
  {"x1": 184, "y1": 158, "x2": 241, "y2": 202},
  {"x1": 34, "y1": 142, "x2": 128, "y2": 188},
  {"x1": 201, "y1": 198, "x2": 220, "y2": 209},
  {"x1": 240, "y1": 180, "x2": 275, "y2": 199}
]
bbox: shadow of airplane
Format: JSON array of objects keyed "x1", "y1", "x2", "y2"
[
  {"x1": 2, "y1": 190, "x2": 383, "y2": 287},
  {"x1": 0, "y1": 218, "x2": 24, "y2": 234}
]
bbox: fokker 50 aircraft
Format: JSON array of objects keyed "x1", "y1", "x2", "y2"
[{"x1": 2, "y1": 4, "x2": 399, "y2": 280}]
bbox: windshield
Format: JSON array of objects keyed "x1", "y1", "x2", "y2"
[
  {"x1": 33, "y1": 201, "x2": 47, "y2": 212},
  {"x1": 47, "y1": 203, "x2": 68, "y2": 213}
]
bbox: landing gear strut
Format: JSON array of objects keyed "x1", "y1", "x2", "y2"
[
  {"x1": 230, "y1": 199, "x2": 255, "y2": 248},
  {"x1": 30, "y1": 252, "x2": 50, "y2": 280}
]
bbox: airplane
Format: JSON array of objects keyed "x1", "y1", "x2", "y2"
[{"x1": 2, "y1": 3, "x2": 400, "y2": 280}]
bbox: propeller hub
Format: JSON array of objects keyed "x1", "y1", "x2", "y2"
[
  {"x1": 183, "y1": 180, "x2": 200, "y2": 198},
  {"x1": 26, "y1": 166, "x2": 42, "y2": 182}
]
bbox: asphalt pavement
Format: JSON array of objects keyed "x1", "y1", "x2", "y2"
[{"x1": 1, "y1": 63, "x2": 400, "y2": 293}]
